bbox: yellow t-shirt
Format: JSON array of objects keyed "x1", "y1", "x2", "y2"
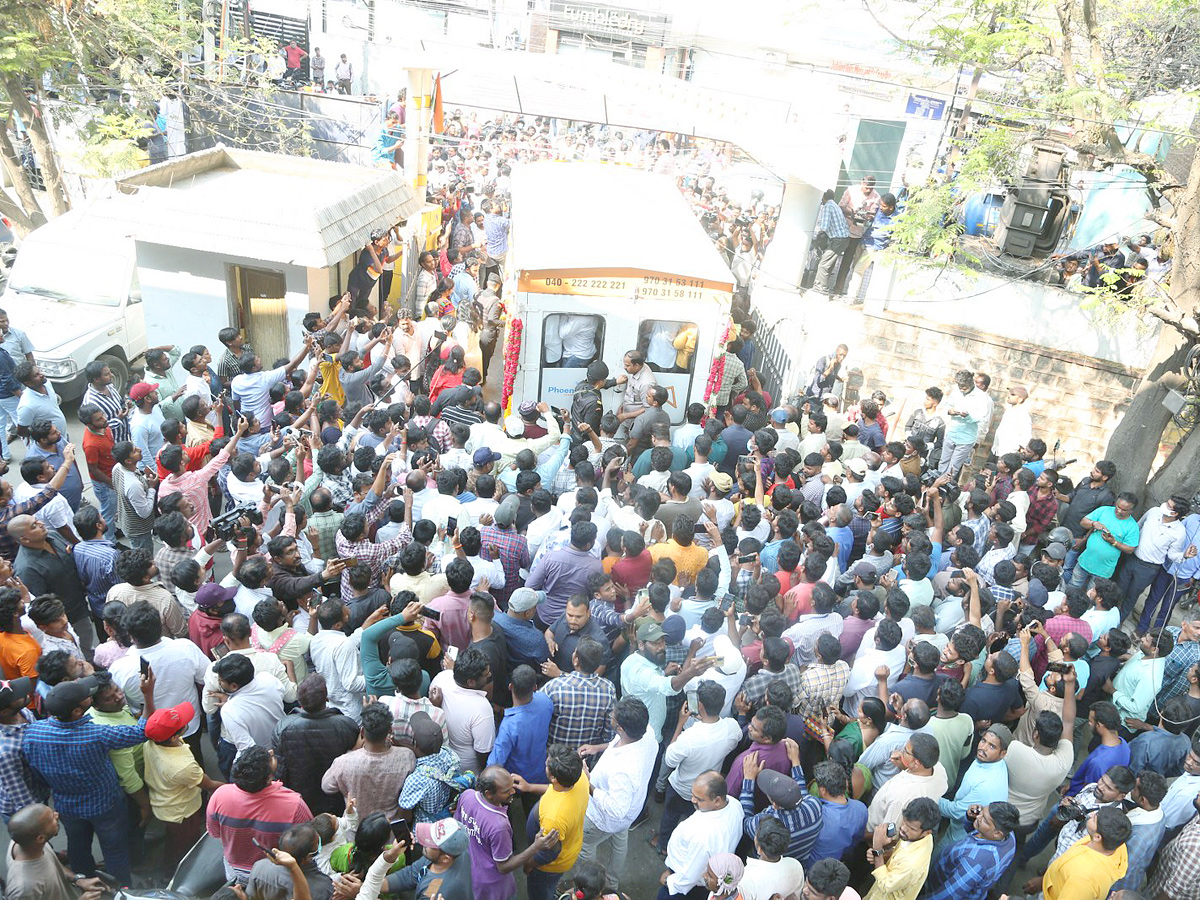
[
  {"x1": 317, "y1": 358, "x2": 347, "y2": 406},
  {"x1": 649, "y1": 540, "x2": 709, "y2": 585},
  {"x1": 1043, "y1": 837, "x2": 1127, "y2": 900},
  {"x1": 864, "y1": 834, "x2": 933, "y2": 900},
  {"x1": 144, "y1": 742, "x2": 204, "y2": 823},
  {"x1": 537, "y1": 772, "x2": 590, "y2": 875}
]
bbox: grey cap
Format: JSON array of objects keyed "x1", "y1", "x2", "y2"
[
  {"x1": 494, "y1": 494, "x2": 520, "y2": 527},
  {"x1": 508, "y1": 587, "x2": 544, "y2": 613}
]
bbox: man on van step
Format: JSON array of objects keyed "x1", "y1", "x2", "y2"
[{"x1": 569, "y1": 361, "x2": 626, "y2": 444}]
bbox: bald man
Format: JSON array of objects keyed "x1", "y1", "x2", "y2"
[
  {"x1": 9, "y1": 514, "x2": 95, "y2": 657},
  {"x1": 7, "y1": 803, "x2": 108, "y2": 899}
]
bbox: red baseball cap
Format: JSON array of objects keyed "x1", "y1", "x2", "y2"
[{"x1": 145, "y1": 701, "x2": 194, "y2": 742}]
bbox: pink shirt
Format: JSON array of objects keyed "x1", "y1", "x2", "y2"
[
  {"x1": 426, "y1": 590, "x2": 472, "y2": 651},
  {"x1": 158, "y1": 445, "x2": 232, "y2": 536}
]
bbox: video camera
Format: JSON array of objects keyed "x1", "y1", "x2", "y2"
[{"x1": 211, "y1": 503, "x2": 264, "y2": 545}]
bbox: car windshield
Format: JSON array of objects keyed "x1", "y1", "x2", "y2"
[{"x1": 8, "y1": 240, "x2": 131, "y2": 307}]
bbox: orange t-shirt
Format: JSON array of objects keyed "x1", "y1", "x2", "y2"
[{"x1": 0, "y1": 631, "x2": 42, "y2": 679}]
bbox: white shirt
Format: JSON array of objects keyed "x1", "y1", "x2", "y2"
[
  {"x1": 682, "y1": 463, "x2": 715, "y2": 499},
  {"x1": 234, "y1": 584, "x2": 273, "y2": 619},
  {"x1": 421, "y1": 493, "x2": 463, "y2": 530},
  {"x1": 738, "y1": 857, "x2": 806, "y2": 900},
  {"x1": 465, "y1": 554, "x2": 505, "y2": 590},
  {"x1": 773, "y1": 429, "x2": 801, "y2": 454},
  {"x1": 430, "y1": 669, "x2": 495, "y2": 771},
  {"x1": 558, "y1": 316, "x2": 598, "y2": 359},
  {"x1": 310, "y1": 627, "x2": 367, "y2": 722},
  {"x1": 223, "y1": 672, "x2": 286, "y2": 758},
  {"x1": 665, "y1": 717, "x2": 743, "y2": 797},
  {"x1": 992, "y1": 405, "x2": 1032, "y2": 455},
  {"x1": 586, "y1": 729, "x2": 659, "y2": 833},
  {"x1": 843, "y1": 643, "x2": 907, "y2": 715},
  {"x1": 231, "y1": 366, "x2": 288, "y2": 425},
  {"x1": 1135, "y1": 506, "x2": 1188, "y2": 565},
  {"x1": 691, "y1": 635, "x2": 747, "y2": 718},
  {"x1": 13, "y1": 483, "x2": 79, "y2": 539},
  {"x1": 202, "y1": 647, "x2": 297, "y2": 737},
  {"x1": 664, "y1": 800, "x2": 745, "y2": 894},
  {"x1": 1161, "y1": 771, "x2": 1200, "y2": 828},
  {"x1": 111, "y1": 638, "x2": 209, "y2": 736},
  {"x1": 672, "y1": 424, "x2": 703, "y2": 452},
  {"x1": 638, "y1": 471, "x2": 670, "y2": 494},
  {"x1": 525, "y1": 509, "x2": 564, "y2": 558},
  {"x1": 459, "y1": 497, "x2": 498, "y2": 526}
]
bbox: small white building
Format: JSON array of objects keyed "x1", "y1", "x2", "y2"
[{"x1": 104, "y1": 145, "x2": 423, "y2": 362}]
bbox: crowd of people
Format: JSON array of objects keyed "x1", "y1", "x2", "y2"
[
  {"x1": 1, "y1": 208, "x2": 1200, "y2": 900},
  {"x1": 366, "y1": 107, "x2": 778, "y2": 303}
]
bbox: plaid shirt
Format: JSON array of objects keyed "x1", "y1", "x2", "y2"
[
  {"x1": 308, "y1": 510, "x2": 345, "y2": 561},
  {"x1": 155, "y1": 544, "x2": 197, "y2": 596},
  {"x1": 919, "y1": 825, "x2": 1016, "y2": 900},
  {"x1": 796, "y1": 660, "x2": 852, "y2": 717},
  {"x1": 411, "y1": 416, "x2": 452, "y2": 454},
  {"x1": 966, "y1": 516, "x2": 991, "y2": 555},
  {"x1": 1150, "y1": 816, "x2": 1200, "y2": 900},
  {"x1": 336, "y1": 525, "x2": 412, "y2": 600},
  {"x1": 741, "y1": 768, "x2": 823, "y2": 861},
  {"x1": 540, "y1": 672, "x2": 616, "y2": 750},
  {"x1": 398, "y1": 746, "x2": 461, "y2": 823},
  {"x1": 741, "y1": 664, "x2": 805, "y2": 708},
  {"x1": 976, "y1": 544, "x2": 1015, "y2": 585},
  {"x1": 1158, "y1": 634, "x2": 1200, "y2": 706},
  {"x1": 479, "y1": 525, "x2": 530, "y2": 604},
  {"x1": 1024, "y1": 489, "x2": 1059, "y2": 543},
  {"x1": 991, "y1": 584, "x2": 1017, "y2": 603},
  {"x1": 22, "y1": 714, "x2": 147, "y2": 817},
  {"x1": 0, "y1": 713, "x2": 45, "y2": 816},
  {"x1": 816, "y1": 199, "x2": 851, "y2": 239}
]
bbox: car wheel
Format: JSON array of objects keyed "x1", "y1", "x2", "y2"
[{"x1": 97, "y1": 354, "x2": 130, "y2": 395}]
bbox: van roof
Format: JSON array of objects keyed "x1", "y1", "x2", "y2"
[{"x1": 510, "y1": 162, "x2": 735, "y2": 290}]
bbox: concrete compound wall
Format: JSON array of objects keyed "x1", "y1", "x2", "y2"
[{"x1": 750, "y1": 280, "x2": 1147, "y2": 478}]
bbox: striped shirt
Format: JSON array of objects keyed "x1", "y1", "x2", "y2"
[{"x1": 83, "y1": 383, "x2": 130, "y2": 443}]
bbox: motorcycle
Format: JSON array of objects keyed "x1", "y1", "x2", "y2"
[{"x1": 115, "y1": 834, "x2": 230, "y2": 900}]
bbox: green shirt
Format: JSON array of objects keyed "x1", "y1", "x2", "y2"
[
  {"x1": 620, "y1": 652, "x2": 679, "y2": 742},
  {"x1": 929, "y1": 711, "x2": 975, "y2": 786},
  {"x1": 1078, "y1": 506, "x2": 1140, "y2": 578},
  {"x1": 87, "y1": 706, "x2": 145, "y2": 794}
]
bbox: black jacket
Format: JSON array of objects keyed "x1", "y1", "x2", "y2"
[{"x1": 271, "y1": 707, "x2": 361, "y2": 814}]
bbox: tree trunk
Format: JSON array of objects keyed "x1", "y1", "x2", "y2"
[
  {"x1": 1080, "y1": 0, "x2": 1111, "y2": 98},
  {"x1": 2, "y1": 76, "x2": 70, "y2": 217},
  {"x1": 1053, "y1": 0, "x2": 1085, "y2": 129},
  {"x1": 1104, "y1": 126, "x2": 1200, "y2": 503},
  {"x1": 0, "y1": 125, "x2": 47, "y2": 235}
]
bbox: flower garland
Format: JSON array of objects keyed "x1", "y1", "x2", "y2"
[
  {"x1": 501, "y1": 316, "x2": 523, "y2": 413},
  {"x1": 701, "y1": 315, "x2": 735, "y2": 422}
]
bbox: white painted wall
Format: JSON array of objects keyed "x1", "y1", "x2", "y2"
[{"x1": 133, "y1": 242, "x2": 316, "y2": 353}]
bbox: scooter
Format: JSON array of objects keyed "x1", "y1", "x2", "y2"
[{"x1": 114, "y1": 834, "x2": 230, "y2": 900}]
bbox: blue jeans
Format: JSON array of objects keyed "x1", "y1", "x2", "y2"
[
  {"x1": 92, "y1": 480, "x2": 118, "y2": 542},
  {"x1": 0, "y1": 395, "x2": 18, "y2": 459},
  {"x1": 1069, "y1": 563, "x2": 1096, "y2": 589},
  {"x1": 1115, "y1": 556, "x2": 1161, "y2": 622},
  {"x1": 560, "y1": 355, "x2": 593, "y2": 368},
  {"x1": 60, "y1": 796, "x2": 132, "y2": 886},
  {"x1": 526, "y1": 867, "x2": 562, "y2": 900},
  {"x1": 1062, "y1": 547, "x2": 1082, "y2": 585},
  {"x1": 1140, "y1": 567, "x2": 1191, "y2": 633},
  {"x1": 1018, "y1": 802, "x2": 1062, "y2": 864}
]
